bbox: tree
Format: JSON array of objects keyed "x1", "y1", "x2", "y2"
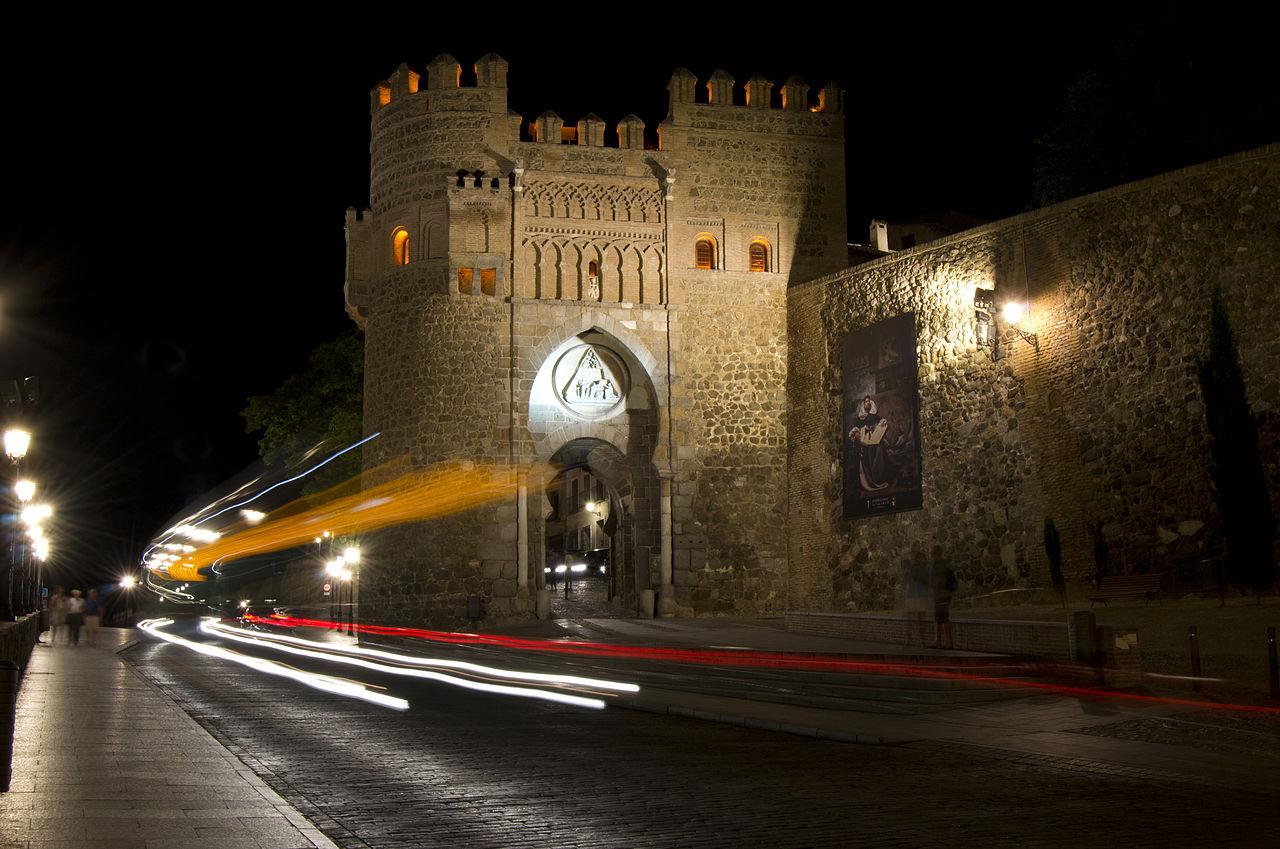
[
  {"x1": 1031, "y1": 18, "x2": 1280, "y2": 207},
  {"x1": 242, "y1": 331, "x2": 364, "y2": 491},
  {"x1": 1044, "y1": 517, "x2": 1065, "y2": 606},
  {"x1": 1198, "y1": 286, "x2": 1276, "y2": 600}
]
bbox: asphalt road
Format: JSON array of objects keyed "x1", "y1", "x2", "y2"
[{"x1": 121, "y1": 620, "x2": 1274, "y2": 849}]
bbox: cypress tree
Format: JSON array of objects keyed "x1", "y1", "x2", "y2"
[
  {"x1": 1198, "y1": 285, "x2": 1276, "y2": 600},
  {"x1": 1044, "y1": 517, "x2": 1065, "y2": 606}
]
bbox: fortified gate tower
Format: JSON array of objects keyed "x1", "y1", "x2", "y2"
[{"x1": 344, "y1": 54, "x2": 847, "y2": 625}]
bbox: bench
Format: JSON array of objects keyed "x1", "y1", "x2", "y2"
[{"x1": 1088, "y1": 573, "x2": 1163, "y2": 606}]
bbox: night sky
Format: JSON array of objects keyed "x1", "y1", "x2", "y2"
[{"x1": 0, "y1": 11, "x2": 1273, "y2": 589}]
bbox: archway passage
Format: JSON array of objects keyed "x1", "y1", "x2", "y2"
[{"x1": 544, "y1": 438, "x2": 644, "y2": 619}]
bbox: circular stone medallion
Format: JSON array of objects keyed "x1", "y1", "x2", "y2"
[{"x1": 551, "y1": 344, "x2": 629, "y2": 421}]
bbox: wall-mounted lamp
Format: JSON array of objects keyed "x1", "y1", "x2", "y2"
[
  {"x1": 974, "y1": 288, "x2": 996, "y2": 349},
  {"x1": 1001, "y1": 300, "x2": 1039, "y2": 353},
  {"x1": 973, "y1": 288, "x2": 1038, "y2": 359}
]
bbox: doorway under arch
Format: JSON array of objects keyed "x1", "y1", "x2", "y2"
[{"x1": 543, "y1": 437, "x2": 658, "y2": 618}]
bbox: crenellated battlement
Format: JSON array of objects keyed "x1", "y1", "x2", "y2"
[
  {"x1": 369, "y1": 53, "x2": 508, "y2": 115},
  {"x1": 369, "y1": 55, "x2": 843, "y2": 148},
  {"x1": 666, "y1": 67, "x2": 844, "y2": 115}
]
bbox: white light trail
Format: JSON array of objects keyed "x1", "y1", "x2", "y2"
[
  {"x1": 139, "y1": 618, "x2": 408, "y2": 711},
  {"x1": 201, "y1": 619, "x2": 628, "y2": 709}
]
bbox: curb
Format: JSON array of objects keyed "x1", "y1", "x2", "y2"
[{"x1": 612, "y1": 696, "x2": 913, "y2": 746}]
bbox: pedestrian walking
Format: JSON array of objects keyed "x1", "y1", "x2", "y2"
[
  {"x1": 49, "y1": 586, "x2": 68, "y2": 645},
  {"x1": 83, "y1": 588, "x2": 103, "y2": 646},
  {"x1": 66, "y1": 589, "x2": 86, "y2": 646},
  {"x1": 930, "y1": 554, "x2": 958, "y2": 650}
]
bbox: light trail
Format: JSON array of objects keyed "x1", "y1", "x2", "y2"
[
  {"x1": 205, "y1": 619, "x2": 637, "y2": 693},
  {"x1": 159, "y1": 459, "x2": 536, "y2": 584},
  {"x1": 246, "y1": 613, "x2": 1280, "y2": 716},
  {"x1": 141, "y1": 433, "x2": 383, "y2": 583},
  {"x1": 138, "y1": 618, "x2": 408, "y2": 711},
  {"x1": 201, "y1": 618, "x2": 611, "y2": 710}
]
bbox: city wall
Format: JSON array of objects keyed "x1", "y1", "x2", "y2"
[{"x1": 788, "y1": 145, "x2": 1280, "y2": 611}]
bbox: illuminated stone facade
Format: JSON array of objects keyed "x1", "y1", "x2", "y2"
[
  {"x1": 789, "y1": 146, "x2": 1280, "y2": 610},
  {"x1": 345, "y1": 55, "x2": 847, "y2": 625},
  {"x1": 346, "y1": 54, "x2": 1279, "y2": 626}
]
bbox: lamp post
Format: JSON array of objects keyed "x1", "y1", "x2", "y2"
[
  {"x1": 14, "y1": 480, "x2": 34, "y2": 617},
  {"x1": 342, "y1": 547, "x2": 360, "y2": 637},
  {"x1": 2, "y1": 429, "x2": 31, "y2": 620},
  {"x1": 325, "y1": 554, "x2": 344, "y2": 631}
]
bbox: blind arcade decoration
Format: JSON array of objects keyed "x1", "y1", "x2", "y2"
[{"x1": 842, "y1": 313, "x2": 923, "y2": 519}]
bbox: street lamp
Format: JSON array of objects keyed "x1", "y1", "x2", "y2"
[
  {"x1": 341, "y1": 547, "x2": 360, "y2": 636},
  {"x1": 3, "y1": 429, "x2": 30, "y2": 462},
  {"x1": 3, "y1": 428, "x2": 31, "y2": 619}
]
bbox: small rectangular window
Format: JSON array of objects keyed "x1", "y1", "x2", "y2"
[
  {"x1": 480, "y1": 268, "x2": 496, "y2": 296},
  {"x1": 457, "y1": 268, "x2": 473, "y2": 294}
]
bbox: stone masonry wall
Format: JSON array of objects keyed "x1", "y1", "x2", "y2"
[
  {"x1": 789, "y1": 146, "x2": 1280, "y2": 612},
  {"x1": 671, "y1": 272, "x2": 790, "y2": 614}
]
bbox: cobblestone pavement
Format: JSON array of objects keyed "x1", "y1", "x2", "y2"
[
  {"x1": 548, "y1": 573, "x2": 631, "y2": 620},
  {"x1": 1072, "y1": 710, "x2": 1280, "y2": 761},
  {"x1": 121, "y1": 636, "x2": 1274, "y2": 849}
]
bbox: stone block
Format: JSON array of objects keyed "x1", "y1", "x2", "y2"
[
  {"x1": 477, "y1": 540, "x2": 511, "y2": 560},
  {"x1": 491, "y1": 579, "x2": 517, "y2": 597},
  {"x1": 480, "y1": 560, "x2": 502, "y2": 580}
]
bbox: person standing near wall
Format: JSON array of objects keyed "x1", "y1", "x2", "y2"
[
  {"x1": 65, "y1": 589, "x2": 85, "y2": 646},
  {"x1": 904, "y1": 546, "x2": 931, "y2": 647},
  {"x1": 48, "y1": 586, "x2": 67, "y2": 645},
  {"x1": 931, "y1": 553, "x2": 957, "y2": 650},
  {"x1": 83, "y1": 588, "x2": 102, "y2": 646}
]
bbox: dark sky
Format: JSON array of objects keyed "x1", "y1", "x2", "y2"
[{"x1": 0, "y1": 11, "x2": 1271, "y2": 588}]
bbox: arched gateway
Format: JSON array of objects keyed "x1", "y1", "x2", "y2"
[{"x1": 526, "y1": 328, "x2": 662, "y2": 615}]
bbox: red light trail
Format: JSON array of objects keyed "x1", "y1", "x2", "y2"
[{"x1": 244, "y1": 614, "x2": 1280, "y2": 716}]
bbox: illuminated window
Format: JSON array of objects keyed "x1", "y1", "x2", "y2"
[
  {"x1": 480, "y1": 268, "x2": 496, "y2": 296},
  {"x1": 392, "y1": 228, "x2": 410, "y2": 266},
  {"x1": 749, "y1": 241, "x2": 769, "y2": 272},
  {"x1": 457, "y1": 268, "x2": 473, "y2": 295},
  {"x1": 695, "y1": 238, "x2": 716, "y2": 270}
]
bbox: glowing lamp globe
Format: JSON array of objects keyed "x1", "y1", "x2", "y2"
[{"x1": 4, "y1": 429, "x2": 31, "y2": 461}]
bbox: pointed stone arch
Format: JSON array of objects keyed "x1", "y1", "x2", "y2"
[
  {"x1": 621, "y1": 245, "x2": 642, "y2": 304},
  {"x1": 522, "y1": 241, "x2": 541, "y2": 299}
]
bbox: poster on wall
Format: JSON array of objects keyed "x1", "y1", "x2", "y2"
[{"x1": 842, "y1": 312, "x2": 923, "y2": 519}]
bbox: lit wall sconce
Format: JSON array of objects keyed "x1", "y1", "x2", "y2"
[
  {"x1": 1001, "y1": 299, "x2": 1039, "y2": 353},
  {"x1": 974, "y1": 288, "x2": 996, "y2": 349},
  {"x1": 973, "y1": 288, "x2": 1039, "y2": 359}
]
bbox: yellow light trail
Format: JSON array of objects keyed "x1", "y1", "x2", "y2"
[{"x1": 158, "y1": 460, "x2": 535, "y2": 583}]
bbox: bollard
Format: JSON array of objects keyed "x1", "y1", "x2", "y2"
[
  {"x1": 1268, "y1": 626, "x2": 1279, "y2": 701},
  {"x1": 1, "y1": 659, "x2": 18, "y2": 792},
  {"x1": 1188, "y1": 625, "x2": 1202, "y2": 693}
]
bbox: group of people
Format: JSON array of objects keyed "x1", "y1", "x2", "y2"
[{"x1": 45, "y1": 586, "x2": 104, "y2": 646}]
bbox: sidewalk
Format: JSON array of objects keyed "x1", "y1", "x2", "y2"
[{"x1": 1, "y1": 628, "x2": 336, "y2": 849}]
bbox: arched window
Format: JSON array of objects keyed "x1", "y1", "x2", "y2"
[
  {"x1": 588, "y1": 260, "x2": 599, "y2": 279},
  {"x1": 749, "y1": 240, "x2": 769, "y2": 273},
  {"x1": 392, "y1": 228, "x2": 410, "y2": 266},
  {"x1": 694, "y1": 237, "x2": 716, "y2": 270}
]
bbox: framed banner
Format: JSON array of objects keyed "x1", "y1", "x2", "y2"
[{"x1": 842, "y1": 313, "x2": 923, "y2": 518}]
